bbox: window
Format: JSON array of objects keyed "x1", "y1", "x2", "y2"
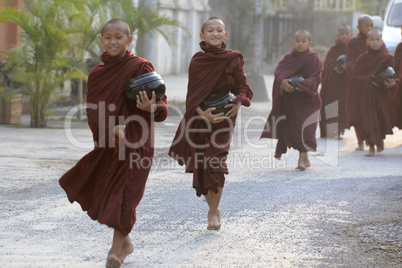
[{"x1": 387, "y1": 2, "x2": 402, "y2": 27}]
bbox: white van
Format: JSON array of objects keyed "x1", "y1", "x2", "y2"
[{"x1": 382, "y1": 0, "x2": 402, "y2": 55}]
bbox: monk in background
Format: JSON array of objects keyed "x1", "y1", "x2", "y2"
[
  {"x1": 319, "y1": 25, "x2": 353, "y2": 139},
  {"x1": 345, "y1": 15, "x2": 388, "y2": 150},
  {"x1": 168, "y1": 17, "x2": 252, "y2": 230},
  {"x1": 349, "y1": 29, "x2": 396, "y2": 156},
  {"x1": 392, "y1": 26, "x2": 402, "y2": 129},
  {"x1": 260, "y1": 30, "x2": 322, "y2": 170}
]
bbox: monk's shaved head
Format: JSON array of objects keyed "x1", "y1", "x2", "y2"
[
  {"x1": 357, "y1": 14, "x2": 374, "y2": 35},
  {"x1": 366, "y1": 29, "x2": 383, "y2": 50},
  {"x1": 337, "y1": 24, "x2": 353, "y2": 44},
  {"x1": 367, "y1": 29, "x2": 382, "y2": 38},
  {"x1": 338, "y1": 24, "x2": 351, "y2": 32},
  {"x1": 358, "y1": 15, "x2": 373, "y2": 26},
  {"x1": 201, "y1": 16, "x2": 226, "y2": 33},
  {"x1": 102, "y1": 18, "x2": 130, "y2": 37},
  {"x1": 294, "y1": 30, "x2": 311, "y2": 41}
]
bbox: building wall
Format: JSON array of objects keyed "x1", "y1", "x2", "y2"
[
  {"x1": 0, "y1": 0, "x2": 23, "y2": 54},
  {"x1": 153, "y1": 0, "x2": 210, "y2": 75}
]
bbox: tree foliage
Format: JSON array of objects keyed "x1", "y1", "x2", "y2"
[
  {"x1": 209, "y1": 0, "x2": 255, "y2": 57},
  {"x1": 0, "y1": 0, "x2": 185, "y2": 127},
  {"x1": 116, "y1": 0, "x2": 189, "y2": 58},
  {"x1": 0, "y1": 0, "x2": 85, "y2": 127}
]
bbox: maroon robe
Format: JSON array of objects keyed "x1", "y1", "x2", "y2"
[
  {"x1": 345, "y1": 33, "x2": 368, "y2": 77},
  {"x1": 350, "y1": 47, "x2": 395, "y2": 147},
  {"x1": 59, "y1": 50, "x2": 168, "y2": 235},
  {"x1": 393, "y1": 43, "x2": 402, "y2": 128},
  {"x1": 319, "y1": 39, "x2": 348, "y2": 137},
  {"x1": 168, "y1": 41, "x2": 252, "y2": 197},
  {"x1": 260, "y1": 49, "x2": 323, "y2": 159},
  {"x1": 345, "y1": 32, "x2": 388, "y2": 127}
]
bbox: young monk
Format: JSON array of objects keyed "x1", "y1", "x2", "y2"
[
  {"x1": 350, "y1": 29, "x2": 396, "y2": 156},
  {"x1": 168, "y1": 17, "x2": 252, "y2": 230},
  {"x1": 319, "y1": 25, "x2": 353, "y2": 139},
  {"x1": 59, "y1": 18, "x2": 168, "y2": 267},
  {"x1": 345, "y1": 15, "x2": 388, "y2": 150},
  {"x1": 260, "y1": 30, "x2": 322, "y2": 170}
]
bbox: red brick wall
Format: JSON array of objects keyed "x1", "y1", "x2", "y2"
[{"x1": 0, "y1": 0, "x2": 23, "y2": 53}]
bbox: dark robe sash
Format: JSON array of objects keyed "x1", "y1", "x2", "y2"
[
  {"x1": 168, "y1": 41, "x2": 252, "y2": 196},
  {"x1": 350, "y1": 47, "x2": 395, "y2": 146},
  {"x1": 260, "y1": 49, "x2": 323, "y2": 159},
  {"x1": 59, "y1": 50, "x2": 168, "y2": 235}
]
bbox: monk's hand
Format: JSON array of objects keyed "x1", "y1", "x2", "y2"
[
  {"x1": 384, "y1": 78, "x2": 396, "y2": 88},
  {"x1": 137, "y1": 91, "x2": 157, "y2": 113},
  {"x1": 113, "y1": 125, "x2": 125, "y2": 142},
  {"x1": 225, "y1": 98, "x2": 241, "y2": 118},
  {"x1": 196, "y1": 107, "x2": 225, "y2": 124},
  {"x1": 281, "y1": 79, "x2": 294, "y2": 93},
  {"x1": 372, "y1": 81, "x2": 381, "y2": 88}
]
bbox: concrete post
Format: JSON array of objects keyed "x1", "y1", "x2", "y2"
[{"x1": 138, "y1": 0, "x2": 157, "y2": 62}]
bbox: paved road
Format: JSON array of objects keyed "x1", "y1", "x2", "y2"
[{"x1": 0, "y1": 74, "x2": 401, "y2": 267}]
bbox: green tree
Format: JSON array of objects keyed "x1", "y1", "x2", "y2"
[
  {"x1": 0, "y1": 59, "x2": 22, "y2": 97},
  {"x1": 62, "y1": 0, "x2": 113, "y2": 119},
  {"x1": 0, "y1": 0, "x2": 85, "y2": 127},
  {"x1": 1, "y1": 0, "x2": 187, "y2": 126},
  {"x1": 116, "y1": 0, "x2": 189, "y2": 58}
]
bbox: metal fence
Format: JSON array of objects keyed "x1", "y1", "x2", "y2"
[{"x1": 264, "y1": 13, "x2": 314, "y2": 63}]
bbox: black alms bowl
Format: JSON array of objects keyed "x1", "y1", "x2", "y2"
[
  {"x1": 200, "y1": 89, "x2": 235, "y2": 115},
  {"x1": 372, "y1": 66, "x2": 395, "y2": 85},
  {"x1": 336, "y1": 54, "x2": 346, "y2": 71},
  {"x1": 123, "y1": 72, "x2": 166, "y2": 101},
  {"x1": 287, "y1": 75, "x2": 304, "y2": 91}
]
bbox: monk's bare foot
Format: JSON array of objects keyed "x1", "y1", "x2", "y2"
[
  {"x1": 355, "y1": 142, "x2": 364, "y2": 151},
  {"x1": 377, "y1": 141, "x2": 384, "y2": 153},
  {"x1": 106, "y1": 253, "x2": 122, "y2": 268},
  {"x1": 305, "y1": 159, "x2": 311, "y2": 168},
  {"x1": 295, "y1": 163, "x2": 306, "y2": 171},
  {"x1": 296, "y1": 153, "x2": 310, "y2": 171},
  {"x1": 364, "y1": 147, "x2": 375, "y2": 157},
  {"x1": 207, "y1": 209, "x2": 221, "y2": 230},
  {"x1": 119, "y1": 237, "x2": 134, "y2": 263}
]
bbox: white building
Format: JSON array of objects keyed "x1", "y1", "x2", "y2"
[{"x1": 137, "y1": 0, "x2": 211, "y2": 75}]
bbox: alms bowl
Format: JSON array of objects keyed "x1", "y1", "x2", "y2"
[
  {"x1": 123, "y1": 72, "x2": 166, "y2": 101},
  {"x1": 372, "y1": 66, "x2": 395, "y2": 85},
  {"x1": 287, "y1": 75, "x2": 304, "y2": 91},
  {"x1": 336, "y1": 54, "x2": 346, "y2": 71},
  {"x1": 200, "y1": 89, "x2": 235, "y2": 115}
]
